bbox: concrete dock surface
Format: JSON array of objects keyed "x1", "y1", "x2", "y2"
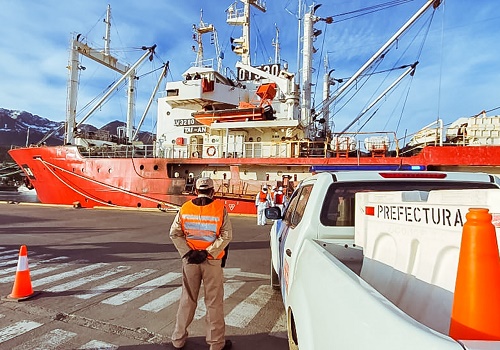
[{"x1": 0, "y1": 202, "x2": 287, "y2": 349}]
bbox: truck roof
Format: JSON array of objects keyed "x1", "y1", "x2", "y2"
[{"x1": 308, "y1": 170, "x2": 500, "y2": 185}]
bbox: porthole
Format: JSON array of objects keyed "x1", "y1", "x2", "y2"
[
  {"x1": 154, "y1": 165, "x2": 159, "y2": 171},
  {"x1": 140, "y1": 165, "x2": 145, "y2": 170}
]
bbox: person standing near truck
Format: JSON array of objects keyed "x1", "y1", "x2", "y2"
[
  {"x1": 255, "y1": 185, "x2": 271, "y2": 225},
  {"x1": 274, "y1": 186, "x2": 287, "y2": 212},
  {"x1": 169, "y1": 177, "x2": 233, "y2": 350}
]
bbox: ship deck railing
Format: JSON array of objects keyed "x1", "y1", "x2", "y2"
[{"x1": 160, "y1": 132, "x2": 401, "y2": 159}]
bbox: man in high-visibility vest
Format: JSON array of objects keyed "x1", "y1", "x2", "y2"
[
  {"x1": 170, "y1": 177, "x2": 233, "y2": 350},
  {"x1": 274, "y1": 186, "x2": 287, "y2": 212},
  {"x1": 255, "y1": 185, "x2": 271, "y2": 225}
]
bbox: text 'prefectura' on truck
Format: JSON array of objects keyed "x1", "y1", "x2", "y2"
[
  {"x1": 9, "y1": 0, "x2": 500, "y2": 213},
  {"x1": 265, "y1": 170, "x2": 500, "y2": 350}
]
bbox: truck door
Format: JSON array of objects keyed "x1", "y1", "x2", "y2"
[{"x1": 278, "y1": 184, "x2": 314, "y2": 303}]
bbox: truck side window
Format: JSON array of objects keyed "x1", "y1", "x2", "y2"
[
  {"x1": 283, "y1": 189, "x2": 300, "y2": 223},
  {"x1": 284, "y1": 184, "x2": 313, "y2": 227},
  {"x1": 321, "y1": 186, "x2": 357, "y2": 227}
]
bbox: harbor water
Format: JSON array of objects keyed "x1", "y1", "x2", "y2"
[{"x1": 0, "y1": 190, "x2": 39, "y2": 203}]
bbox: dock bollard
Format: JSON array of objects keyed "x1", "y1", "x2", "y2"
[{"x1": 449, "y1": 208, "x2": 500, "y2": 340}]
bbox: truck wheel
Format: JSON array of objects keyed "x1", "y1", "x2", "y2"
[
  {"x1": 271, "y1": 263, "x2": 280, "y2": 290},
  {"x1": 287, "y1": 309, "x2": 299, "y2": 350}
]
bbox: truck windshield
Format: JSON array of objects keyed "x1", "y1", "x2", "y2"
[{"x1": 320, "y1": 181, "x2": 499, "y2": 227}]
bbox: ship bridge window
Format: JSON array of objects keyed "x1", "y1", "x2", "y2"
[{"x1": 167, "y1": 89, "x2": 179, "y2": 97}]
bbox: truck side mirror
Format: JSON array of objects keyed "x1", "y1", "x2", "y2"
[{"x1": 265, "y1": 206, "x2": 282, "y2": 220}]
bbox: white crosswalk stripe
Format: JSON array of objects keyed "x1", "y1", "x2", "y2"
[
  {"x1": 102, "y1": 272, "x2": 181, "y2": 306},
  {"x1": 76, "y1": 269, "x2": 157, "y2": 300},
  {"x1": 194, "y1": 280, "x2": 246, "y2": 320},
  {"x1": 139, "y1": 286, "x2": 182, "y2": 313},
  {"x1": 10, "y1": 328, "x2": 77, "y2": 350},
  {"x1": 0, "y1": 253, "x2": 20, "y2": 268},
  {"x1": 0, "y1": 323, "x2": 119, "y2": 350},
  {"x1": 0, "y1": 320, "x2": 43, "y2": 342},
  {"x1": 32, "y1": 262, "x2": 109, "y2": 288},
  {"x1": 0, "y1": 249, "x2": 19, "y2": 256},
  {"x1": 225, "y1": 284, "x2": 275, "y2": 328},
  {"x1": 224, "y1": 267, "x2": 270, "y2": 280},
  {"x1": 45, "y1": 265, "x2": 131, "y2": 293},
  {"x1": 0, "y1": 257, "x2": 71, "y2": 284},
  {"x1": 270, "y1": 312, "x2": 288, "y2": 338},
  {"x1": 0, "y1": 250, "x2": 286, "y2": 346},
  {"x1": 79, "y1": 339, "x2": 119, "y2": 349},
  {"x1": 0, "y1": 254, "x2": 54, "y2": 276}
]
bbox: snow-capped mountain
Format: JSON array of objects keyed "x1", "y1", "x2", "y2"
[
  {"x1": 0, "y1": 108, "x2": 154, "y2": 146},
  {"x1": 0, "y1": 108, "x2": 65, "y2": 146}
]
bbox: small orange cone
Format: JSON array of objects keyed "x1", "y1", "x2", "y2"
[
  {"x1": 449, "y1": 208, "x2": 500, "y2": 340},
  {"x1": 4, "y1": 245, "x2": 39, "y2": 301}
]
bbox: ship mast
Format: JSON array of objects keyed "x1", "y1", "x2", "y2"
[
  {"x1": 227, "y1": 0, "x2": 266, "y2": 66},
  {"x1": 65, "y1": 5, "x2": 136, "y2": 144},
  {"x1": 194, "y1": 10, "x2": 223, "y2": 73},
  {"x1": 301, "y1": 4, "x2": 332, "y2": 130}
]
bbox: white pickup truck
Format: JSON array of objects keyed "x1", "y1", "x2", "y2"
[{"x1": 265, "y1": 170, "x2": 500, "y2": 350}]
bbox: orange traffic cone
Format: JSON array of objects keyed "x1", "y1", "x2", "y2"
[
  {"x1": 4, "y1": 245, "x2": 39, "y2": 301},
  {"x1": 449, "y1": 208, "x2": 500, "y2": 340}
]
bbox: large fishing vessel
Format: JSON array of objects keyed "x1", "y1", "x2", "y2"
[{"x1": 8, "y1": 0, "x2": 500, "y2": 214}]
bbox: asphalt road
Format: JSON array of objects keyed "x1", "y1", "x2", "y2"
[{"x1": 0, "y1": 202, "x2": 287, "y2": 349}]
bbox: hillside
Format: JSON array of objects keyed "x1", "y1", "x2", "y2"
[{"x1": 0, "y1": 108, "x2": 155, "y2": 162}]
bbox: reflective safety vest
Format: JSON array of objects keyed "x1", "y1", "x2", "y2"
[
  {"x1": 274, "y1": 192, "x2": 284, "y2": 205},
  {"x1": 180, "y1": 199, "x2": 226, "y2": 259},
  {"x1": 258, "y1": 191, "x2": 268, "y2": 203}
]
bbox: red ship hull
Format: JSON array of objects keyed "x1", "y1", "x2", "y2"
[
  {"x1": 8, "y1": 144, "x2": 500, "y2": 215},
  {"x1": 8, "y1": 146, "x2": 258, "y2": 215}
]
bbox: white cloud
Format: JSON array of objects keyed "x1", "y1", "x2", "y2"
[{"x1": 0, "y1": 0, "x2": 499, "y2": 137}]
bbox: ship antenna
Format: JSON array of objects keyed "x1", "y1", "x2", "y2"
[
  {"x1": 272, "y1": 24, "x2": 280, "y2": 64},
  {"x1": 104, "y1": 4, "x2": 111, "y2": 56}
]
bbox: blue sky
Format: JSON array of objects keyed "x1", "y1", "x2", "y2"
[{"x1": 1, "y1": 0, "x2": 499, "y2": 140}]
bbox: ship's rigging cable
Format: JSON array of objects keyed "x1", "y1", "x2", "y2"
[
  {"x1": 322, "y1": 3, "x2": 438, "y2": 136},
  {"x1": 435, "y1": 1, "x2": 445, "y2": 130},
  {"x1": 252, "y1": 12, "x2": 273, "y2": 64},
  {"x1": 384, "y1": 73, "x2": 414, "y2": 133},
  {"x1": 37, "y1": 157, "x2": 179, "y2": 210},
  {"x1": 388, "y1": 8, "x2": 437, "y2": 135},
  {"x1": 330, "y1": 0, "x2": 415, "y2": 24},
  {"x1": 315, "y1": 55, "x2": 385, "y2": 126}
]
